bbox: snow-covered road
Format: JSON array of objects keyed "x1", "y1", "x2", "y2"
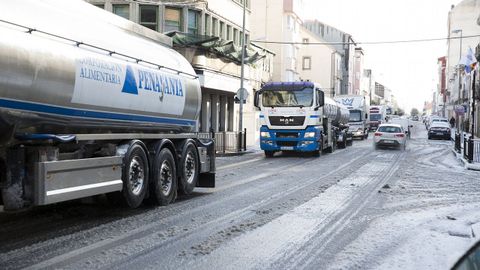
[{"x1": 0, "y1": 122, "x2": 479, "y2": 269}]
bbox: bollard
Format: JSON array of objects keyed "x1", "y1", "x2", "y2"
[
  {"x1": 467, "y1": 137, "x2": 474, "y2": 163},
  {"x1": 455, "y1": 133, "x2": 461, "y2": 153}
]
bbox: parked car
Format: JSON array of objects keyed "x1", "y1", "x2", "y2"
[
  {"x1": 428, "y1": 122, "x2": 451, "y2": 140},
  {"x1": 426, "y1": 117, "x2": 448, "y2": 130},
  {"x1": 373, "y1": 124, "x2": 407, "y2": 150}
]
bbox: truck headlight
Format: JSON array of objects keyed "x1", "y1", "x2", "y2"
[
  {"x1": 260, "y1": 132, "x2": 270, "y2": 138},
  {"x1": 304, "y1": 132, "x2": 316, "y2": 138}
]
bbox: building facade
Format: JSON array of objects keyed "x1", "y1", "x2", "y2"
[
  {"x1": 303, "y1": 20, "x2": 356, "y2": 95},
  {"x1": 250, "y1": 0, "x2": 305, "y2": 82},
  {"x1": 445, "y1": 0, "x2": 480, "y2": 133},
  {"x1": 297, "y1": 27, "x2": 342, "y2": 97},
  {"x1": 352, "y1": 48, "x2": 364, "y2": 95}
]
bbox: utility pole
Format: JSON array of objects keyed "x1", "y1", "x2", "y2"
[
  {"x1": 472, "y1": 70, "x2": 476, "y2": 137},
  {"x1": 238, "y1": 0, "x2": 246, "y2": 133}
]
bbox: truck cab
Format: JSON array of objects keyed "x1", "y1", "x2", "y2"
[
  {"x1": 334, "y1": 95, "x2": 369, "y2": 140},
  {"x1": 369, "y1": 105, "x2": 387, "y2": 131}
]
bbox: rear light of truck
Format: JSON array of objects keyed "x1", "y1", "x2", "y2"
[
  {"x1": 395, "y1": 134, "x2": 405, "y2": 138},
  {"x1": 374, "y1": 132, "x2": 382, "y2": 136}
]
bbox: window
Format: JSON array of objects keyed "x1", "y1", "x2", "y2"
[
  {"x1": 303, "y1": 38, "x2": 309, "y2": 43},
  {"x1": 233, "y1": 28, "x2": 238, "y2": 45},
  {"x1": 164, "y1": 7, "x2": 182, "y2": 32},
  {"x1": 220, "y1": 22, "x2": 225, "y2": 39},
  {"x1": 140, "y1": 5, "x2": 158, "y2": 31},
  {"x1": 239, "y1": 31, "x2": 244, "y2": 45},
  {"x1": 232, "y1": 0, "x2": 250, "y2": 8},
  {"x1": 227, "y1": 25, "x2": 232, "y2": 40},
  {"x1": 188, "y1": 10, "x2": 199, "y2": 34},
  {"x1": 204, "y1": 14, "x2": 210, "y2": 35},
  {"x1": 303, "y1": 57, "x2": 311, "y2": 70},
  {"x1": 113, "y1": 4, "x2": 129, "y2": 19},
  {"x1": 212, "y1": 18, "x2": 218, "y2": 37}
]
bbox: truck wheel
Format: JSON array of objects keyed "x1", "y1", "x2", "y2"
[
  {"x1": 264, "y1": 151, "x2": 274, "y2": 158},
  {"x1": 178, "y1": 142, "x2": 199, "y2": 195},
  {"x1": 121, "y1": 142, "x2": 149, "y2": 208},
  {"x1": 149, "y1": 148, "x2": 177, "y2": 206}
]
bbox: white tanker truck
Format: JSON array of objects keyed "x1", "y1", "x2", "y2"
[{"x1": 0, "y1": 0, "x2": 215, "y2": 211}]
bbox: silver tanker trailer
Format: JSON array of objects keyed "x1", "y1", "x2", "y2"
[
  {"x1": 331, "y1": 101, "x2": 354, "y2": 148},
  {"x1": 0, "y1": 0, "x2": 215, "y2": 211}
]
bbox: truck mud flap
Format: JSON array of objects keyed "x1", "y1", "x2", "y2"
[
  {"x1": 195, "y1": 138, "x2": 215, "y2": 188},
  {"x1": 197, "y1": 172, "x2": 215, "y2": 188}
]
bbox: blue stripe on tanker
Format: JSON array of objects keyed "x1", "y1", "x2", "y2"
[{"x1": 0, "y1": 98, "x2": 195, "y2": 126}]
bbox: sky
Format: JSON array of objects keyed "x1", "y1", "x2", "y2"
[{"x1": 303, "y1": 0, "x2": 463, "y2": 113}]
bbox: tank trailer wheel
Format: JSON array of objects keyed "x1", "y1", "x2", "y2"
[
  {"x1": 178, "y1": 142, "x2": 199, "y2": 195},
  {"x1": 149, "y1": 148, "x2": 177, "y2": 206},
  {"x1": 120, "y1": 142, "x2": 149, "y2": 208}
]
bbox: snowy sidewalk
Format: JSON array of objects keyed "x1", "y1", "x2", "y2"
[{"x1": 451, "y1": 149, "x2": 480, "y2": 171}]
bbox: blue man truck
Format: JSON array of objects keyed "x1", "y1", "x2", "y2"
[{"x1": 254, "y1": 82, "x2": 350, "y2": 157}]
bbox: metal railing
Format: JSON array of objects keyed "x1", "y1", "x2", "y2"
[{"x1": 198, "y1": 129, "x2": 247, "y2": 154}]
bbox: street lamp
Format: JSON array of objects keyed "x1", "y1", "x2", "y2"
[
  {"x1": 451, "y1": 29, "x2": 463, "y2": 131},
  {"x1": 238, "y1": 0, "x2": 246, "y2": 135}
]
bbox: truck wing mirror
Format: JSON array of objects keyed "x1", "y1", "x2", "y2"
[
  {"x1": 254, "y1": 91, "x2": 261, "y2": 109},
  {"x1": 315, "y1": 90, "x2": 324, "y2": 110}
]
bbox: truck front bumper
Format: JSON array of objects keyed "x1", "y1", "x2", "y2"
[{"x1": 259, "y1": 126, "x2": 321, "y2": 152}]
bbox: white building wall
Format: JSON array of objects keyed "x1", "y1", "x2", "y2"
[
  {"x1": 251, "y1": 0, "x2": 305, "y2": 82},
  {"x1": 446, "y1": 0, "x2": 480, "y2": 105},
  {"x1": 298, "y1": 27, "x2": 339, "y2": 97}
]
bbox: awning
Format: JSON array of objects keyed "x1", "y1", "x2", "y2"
[{"x1": 164, "y1": 31, "x2": 267, "y2": 65}]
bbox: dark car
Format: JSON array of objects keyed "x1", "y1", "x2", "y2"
[{"x1": 428, "y1": 122, "x2": 451, "y2": 140}]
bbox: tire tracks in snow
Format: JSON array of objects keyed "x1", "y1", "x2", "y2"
[
  {"x1": 15, "y1": 147, "x2": 372, "y2": 270},
  {"x1": 188, "y1": 150, "x2": 405, "y2": 270}
]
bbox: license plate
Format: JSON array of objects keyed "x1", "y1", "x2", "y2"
[
  {"x1": 436, "y1": 133, "x2": 443, "y2": 135},
  {"x1": 383, "y1": 140, "x2": 394, "y2": 144},
  {"x1": 280, "y1": 146, "x2": 294, "y2": 150}
]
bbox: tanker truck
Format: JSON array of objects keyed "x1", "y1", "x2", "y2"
[
  {"x1": 0, "y1": 0, "x2": 215, "y2": 211},
  {"x1": 334, "y1": 95, "x2": 369, "y2": 140},
  {"x1": 254, "y1": 81, "x2": 351, "y2": 157}
]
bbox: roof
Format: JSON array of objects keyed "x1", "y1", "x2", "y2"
[
  {"x1": 379, "y1": 123, "x2": 402, "y2": 128},
  {"x1": 430, "y1": 122, "x2": 450, "y2": 128},
  {"x1": 261, "y1": 81, "x2": 316, "y2": 91}
]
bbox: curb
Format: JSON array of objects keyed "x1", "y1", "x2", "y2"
[
  {"x1": 216, "y1": 150, "x2": 257, "y2": 157},
  {"x1": 451, "y1": 148, "x2": 480, "y2": 171}
]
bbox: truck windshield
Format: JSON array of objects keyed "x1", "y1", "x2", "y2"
[
  {"x1": 262, "y1": 88, "x2": 313, "y2": 107},
  {"x1": 370, "y1": 114, "x2": 382, "y2": 121},
  {"x1": 349, "y1": 110, "x2": 362, "y2": 122}
]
